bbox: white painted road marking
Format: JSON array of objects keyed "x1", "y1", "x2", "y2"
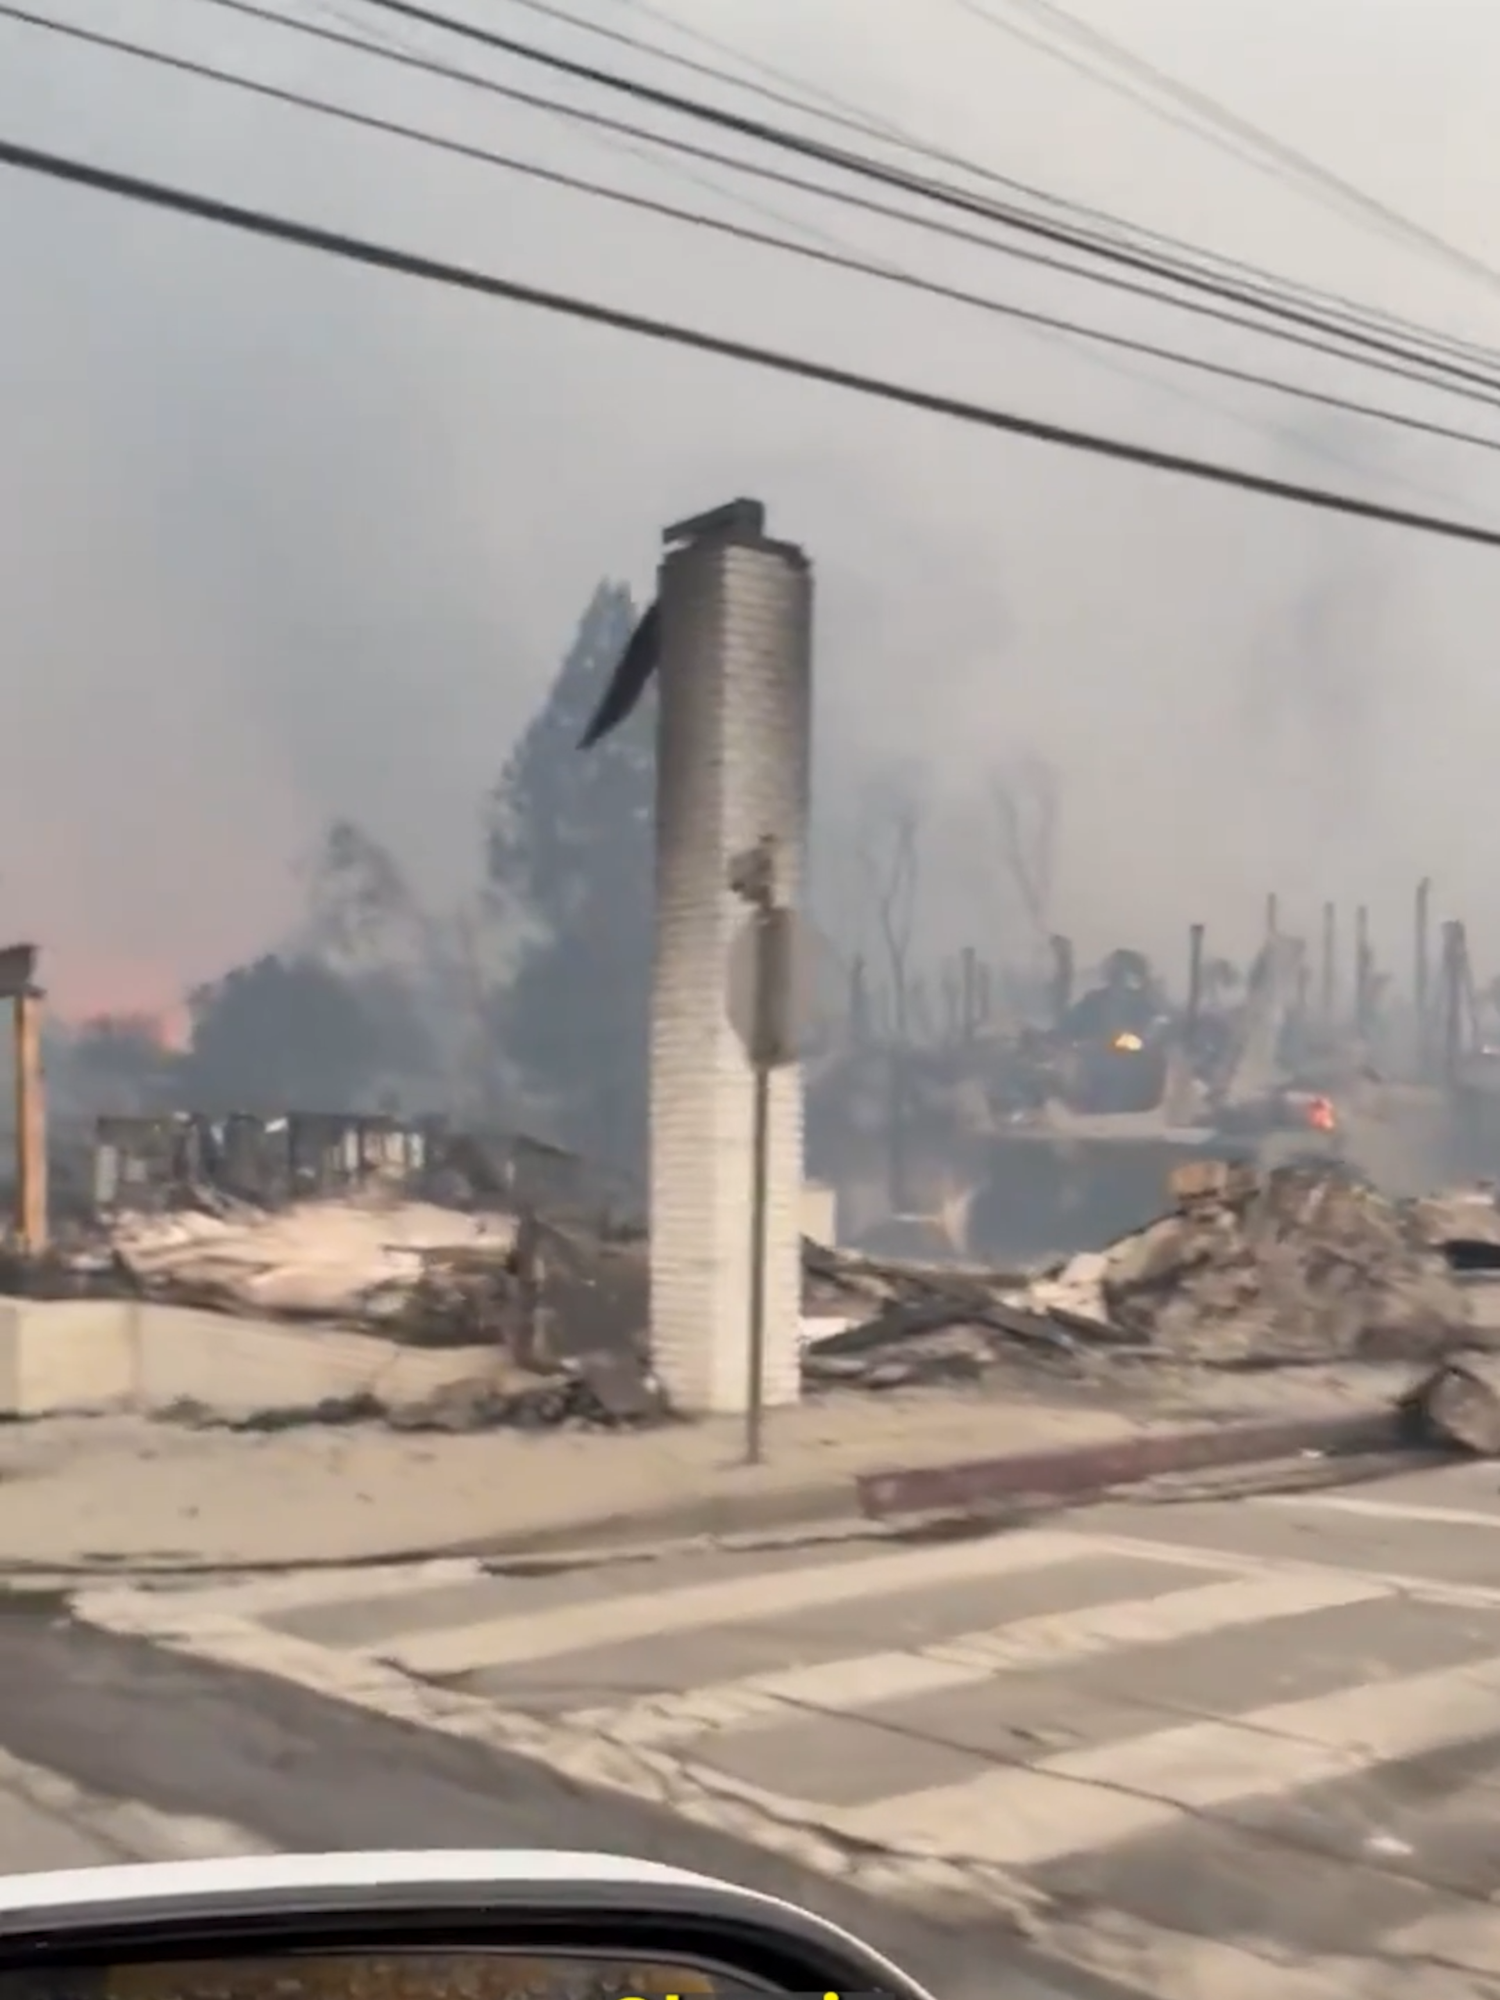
[
  {"x1": 1254, "y1": 1491, "x2": 1500, "y2": 1533},
  {"x1": 374, "y1": 1526, "x2": 1201, "y2": 1676},
  {"x1": 566, "y1": 1565, "x2": 1390, "y2": 1747},
  {"x1": 836, "y1": 1651, "x2": 1500, "y2": 1865}
]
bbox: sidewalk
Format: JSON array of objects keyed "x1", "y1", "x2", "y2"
[{"x1": 0, "y1": 1362, "x2": 1416, "y2": 1572}]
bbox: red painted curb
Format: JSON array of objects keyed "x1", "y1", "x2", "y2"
[{"x1": 856, "y1": 1406, "x2": 1413, "y2": 1520}]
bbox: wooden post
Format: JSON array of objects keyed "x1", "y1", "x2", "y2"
[
  {"x1": 1414, "y1": 877, "x2": 1432, "y2": 1071},
  {"x1": 1355, "y1": 904, "x2": 1372, "y2": 1036},
  {"x1": 14, "y1": 985, "x2": 46, "y2": 1254},
  {"x1": 1185, "y1": 922, "x2": 1205, "y2": 1057}
]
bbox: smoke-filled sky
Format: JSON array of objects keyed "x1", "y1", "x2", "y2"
[{"x1": 4, "y1": 0, "x2": 1500, "y2": 1014}]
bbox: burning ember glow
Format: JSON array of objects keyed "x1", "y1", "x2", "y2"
[
  {"x1": 1307, "y1": 1095, "x2": 1337, "y2": 1133},
  {"x1": 1111, "y1": 1032, "x2": 1145, "y2": 1053}
]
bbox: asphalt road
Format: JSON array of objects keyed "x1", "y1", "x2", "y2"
[
  {"x1": 67, "y1": 1452, "x2": 1500, "y2": 1998},
  {"x1": 0, "y1": 1595, "x2": 1116, "y2": 2000},
  {"x1": 14, "y1": 1455, "x2": 1500, "y2": 1998}
]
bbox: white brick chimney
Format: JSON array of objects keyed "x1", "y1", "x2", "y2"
[{"x1": 648, "y1": 501, "x2": 811, "y2": 1416}]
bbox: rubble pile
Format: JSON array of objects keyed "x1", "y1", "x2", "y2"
[
  {"x1": 385, "y1": 1346, "x2": 667, "y2": 1434},
  {"x1": 107, "y1": 1195, "x2": 524, "y2": 1338},
  {"x1": 798, "y1": 1161, "x2": 1489, "y2": 1391},
  {"x1": 14, "y1": 1148, "x2": 1498, "y2": 1428},
  {"x1": 800, "y1": 1239, "x2": 1085, "y2": 1391},
  {"x1": 1409, "y1": 1184, "x2": 1500, "y2": 1251},
  {"x1": 53, "y1": 1191, "x2": 665, "y2": 1433},
  {"x1": 1026, "y1": 1162, "x2": 1474, "y2": 1366}
]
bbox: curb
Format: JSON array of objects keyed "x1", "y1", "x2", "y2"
[
  {"x1": 0, "y1": 1400, "x2": 1430, "y2": 1581},
  {"x1": 0, "y1": 1472, "x2": 865, "y2": 1580},
  {"x1": 857, "y1": 1404, "x2": 1418, "y2": 1520}
]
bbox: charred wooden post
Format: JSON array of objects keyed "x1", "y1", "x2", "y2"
[
  {"x1": 511, "y1": 1208, "x2": 549, "y2": 1369},
  {"x1": 1185, "y1": 922, "x2": 1205, "y2": 1057},
  {"x1": 1355, "y1": 904, "x2": 1372, "y2": 1036},
  {"x1": 1414, "y1": 876, "x2": 1432, "y2": 1070},
  {"x1": 959, "y1": 944, "x2": 979, "y2": 1044},
  {"x1": 848, "y1": 953, "x2": 871, "y2": 1048},
  {"x1": 1320, "y1": 901, "x2": 1336, "y2": 1025},
  {"x1": 1440, "y1": 918, "x2": 1468, "y2": 1087},
  {"x1": 1047, "y1": 933, "x2": 1074, "y2": 1028},
  {"x1": 13, "y1": 984, "x2": 45, "y2": 1255},
  {"x1": 0, "y1": 945, "x2": 45, "y2": 1254}
]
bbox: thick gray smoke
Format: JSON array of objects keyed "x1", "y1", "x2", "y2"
[{"x1": 4, "y1": 0, "x2": 1500, "y2": 1028}]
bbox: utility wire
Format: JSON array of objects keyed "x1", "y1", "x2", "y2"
[
  {"x1": 570, "y1": 0, "x2": 1500, "y2": 374},
  {"x1": 5, "y1": 131, "x2": 1500, "y2": 550},
  {"x1": 176, "y1": 0, "x2": 1500, "y2": 418},
  {"x1": 309, "y1": 0, "x2": 874, "y2": 263},
  {"x1": 296, "y1": 0, "x2": 1493, "y2": 503},
  {"x1": 15, "y1": 5, "x2": 1500, "y2": 461},
  {"x1": 205, "y1": 0, "x2": 1500, "y2": 396},
  {"x1": 970, "y1": 0, "x2": 1500, "y2": 297},
  {"x1": 337, "y1": 0, "x2": 1500, "y2": 402}
]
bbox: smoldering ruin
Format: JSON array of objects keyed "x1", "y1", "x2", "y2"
[
  {"x1": 0, "y1": 874, "x2": 1499, "y2": 1459},
  {"x1": 4, "y1": 520, "x2": 1500, "y2": 1468}
]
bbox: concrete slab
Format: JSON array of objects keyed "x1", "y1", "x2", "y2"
[{"x1": 0, "y1": 1296, "x2": 497, "y2": 1421}]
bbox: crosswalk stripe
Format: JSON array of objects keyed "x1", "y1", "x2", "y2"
[
  {"x1": 371, "y1": 1526, "x2": 1225, "y2": 1677},
  {"x1": 565, "y1": 1565, "x2": 1391, "y2": 1747},
  {"x1": 834, "y1": 1651, "x2": 1500, "y2": 1866},
  {"x1": 1255, "y1": 1492, "x2": 1500, "y2": 1533},
  {"x1": 159, "y1": 1559, "x2": 486, "y2": 1622},
  {"x1": 1382, "y1": 1904, "x2": 1500, "y2": 1974}
]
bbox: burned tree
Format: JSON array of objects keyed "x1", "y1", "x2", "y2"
[
  {"x1": 987, "y1": 754, "x2": 1061, "y2": 975},
  {"x1": 854, "y1": 768, "x2": 924, "y2": 1209},
  {"x1": 855, "y1": 768, "x2": 922, "y2": 1046}
]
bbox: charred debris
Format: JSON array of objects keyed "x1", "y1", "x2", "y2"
[
  {"x1": 0, "y1": 1104, "x2": 1496, "y2": 1449},
  {"x1": 4, "y1": 882, "x2": 1500, "y2": 1444}
]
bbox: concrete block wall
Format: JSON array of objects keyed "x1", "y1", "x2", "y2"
[
  {"x1": 0, "y1": 1300, "x2": 135, "y2": 1415},
  {"x1": 649, "y1": 514, "x2": 812, "y2": 1414}
]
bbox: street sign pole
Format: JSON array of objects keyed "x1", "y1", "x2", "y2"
[
  {"x1": 726, "y1": 846, "x2": 837, "y2": 1463},
  {"x1": 745, "y1": 909, "x2": 773, "y2": 1466},
  {"x1": 728, "y1": 836, "x2": 780, "y2": 1467}
]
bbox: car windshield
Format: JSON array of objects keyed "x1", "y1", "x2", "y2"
[{"x1": 0, "y1": 23, "x2": 1490, "y2": 2000}]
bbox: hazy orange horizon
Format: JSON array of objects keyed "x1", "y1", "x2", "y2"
[{"x1": 44, "y1": 951, "x2": 194, "y2": 1045}]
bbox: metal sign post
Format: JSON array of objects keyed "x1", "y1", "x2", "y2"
[
  {"x1": 745, "y1": 910, "x2": 774, "y2": 1467},
  {"x1": 726, "y1": 859, "x2": 839, "y2": 1462},
  {"x1": 727, "y1": 837, "x2": 794, "y2": 1466}
]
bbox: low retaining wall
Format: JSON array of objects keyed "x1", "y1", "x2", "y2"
[{"x1": 0, "y1": 1298, "x2": 497, "y2": 1421}]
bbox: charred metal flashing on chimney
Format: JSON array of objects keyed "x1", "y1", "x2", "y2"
[
  {"x1": 580, "y1": 501, "x2": 806, "y2": 750},
  {"x1": 663, "y1": 497, "x2": 809, "y2": 571}
]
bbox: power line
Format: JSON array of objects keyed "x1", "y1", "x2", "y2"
[
  {"x1": 5, "y1": 130, "x2": 1500, "y2": 551},
  {"x1": 602, "y1": 0, "x2": 1500, "y2": 375},
  {"x1": 338, "y1": 0, "x2": 1500, "y2": 401},
  {"x1": 202, "y1": 0, "x2": 1500, "y2": 398},
  {"x1": 506, "y1": 0, "x2": 913, "y2": 151},
  {"x1": 970, "y1": 0, "x2": 1500, "y2": 296},
  {"x1": 289, "y1": 1, "x2": 1498, "y2": 503},
  {"x1": 15, "y1": 4, "x2": 1500, "y2": 462},
  {"x1": 309, "y1": 0, "x2": 877, "y2": 264},
  {"x1": 174, "y1": 0, "x2": 1500, "y2": 419}
]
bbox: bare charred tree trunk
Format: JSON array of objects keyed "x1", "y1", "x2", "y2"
[
  {"x1": 989, "y1": 757, "x2": 1060, "y2": 969},
  {"x1": 858, "y1": 788, "x2": 921, "y2": 1213}
]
